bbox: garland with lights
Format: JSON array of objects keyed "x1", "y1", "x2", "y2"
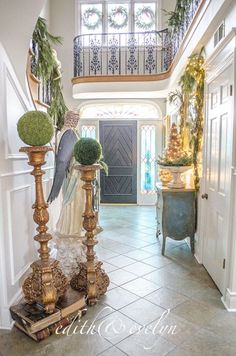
[
  {"x1": 168, "y1": 53, "x2": 205, "y2": 190},
  {"x1": 108, "y1": 6, "x2": 128, "y2": 30},
  {"x1": 135, "y1": 6, "x2": 155, "y2": 30},
  {"x1": 82, "y1": 7, "x2": 102, "y2": 30},
  {"x1": 180, "y1": 53, "x2": 205, "y2": 190}
]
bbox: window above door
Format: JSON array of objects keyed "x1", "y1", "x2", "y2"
[{"x1": 77, "y1": 1, "x2": 159, "y2": 37}]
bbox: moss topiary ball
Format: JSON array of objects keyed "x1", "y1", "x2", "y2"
[
  {"x1": 17, "y1": 111, "x2": 54, "y2": 146},
  {"x1": 74, "y1": 138, "x2": 102, "y2": 165}
]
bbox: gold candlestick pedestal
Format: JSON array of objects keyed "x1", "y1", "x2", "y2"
[
  {"x1": 20, "y1": 146, "x2": 68, "y2": 314},
  {"x1": 70, "y1": 164, "x2": 109, "y2": 305}
]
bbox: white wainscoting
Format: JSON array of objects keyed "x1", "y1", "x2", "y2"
[{"x1": 0, "y1": 44, "x2": 56, "y2": 329}]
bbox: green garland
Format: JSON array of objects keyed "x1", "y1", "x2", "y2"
[
  {"x1": 32, "y1": 17, "x2": 68, "y2": 131},
  {"x1": 135, "y1": 7, "x2": 155, "y2": 30},
  {"x1": 180, "y1": 53, "x2": 205, "y2": 190},
  {"x1": 163, "y1": 0, "x2": 192, "y2": 32},
  {"x1": 108, "y1": 6, "x2": 128, "y2": 30},
  {"x1": 168, "y1": 53, "x2": 205, "y2": 190},
  {"x1": 82, "y1": 7, "x2": 102, "y2": 31},
  {"x1": 157, "y1": 153, "x2": 193, "y2": 167}
]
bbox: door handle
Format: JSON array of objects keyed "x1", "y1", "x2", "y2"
[{"x1": 201, "y1": 193, "x2": 208, "y2": 200}]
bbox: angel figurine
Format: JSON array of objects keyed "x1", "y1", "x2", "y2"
[{"x1": 48, "y1": 111, "x2": 86, "y2": 278}]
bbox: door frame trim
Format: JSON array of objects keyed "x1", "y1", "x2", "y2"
[{"x1": 199, "y1": 52, "x2": 235, "y2": 300}]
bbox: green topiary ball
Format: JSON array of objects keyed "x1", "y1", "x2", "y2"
[
  {"x1": 74, "y1": 138, "x2": 102, "y2": 165},
  {"x1": 17, "y1": 111, "x2": 54, "y2": 146}
]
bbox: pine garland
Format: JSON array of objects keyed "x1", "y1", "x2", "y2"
[
  {"x1": 163, "y1": 0, "x2": 192, "y2": 32},
  {"x1": 32, "y1": 17, "x2": 68, "y2": 131},
  {"x1": 169, "y1": 53, "x2": 205, "y2": 190}
]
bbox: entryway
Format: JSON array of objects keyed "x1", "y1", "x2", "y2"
[
  {"x1": 99, "y1": 120, "x2": 137, "y2": 204},
  {"x1": 79, "y1": 101, "x2": 163, "y2": 205},
  {"x1": 202, "y1": 64, "x2": 233, "y2": 294}
]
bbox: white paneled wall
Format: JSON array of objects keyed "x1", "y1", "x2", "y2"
[{"x1": 0, "y1": 44, "x2": 56, "y2": 329}]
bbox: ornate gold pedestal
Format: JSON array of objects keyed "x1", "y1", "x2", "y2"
[
  {"x1": 70, "y1": 165, "x2": 109, "y2": 305},
  {"x1": 20, "y1": 146, "x2": 68, "y2": 314}
]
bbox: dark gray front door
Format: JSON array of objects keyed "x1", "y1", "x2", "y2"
[{"x1": 100, "y1": 120, "x2": 137, "y2": 203}]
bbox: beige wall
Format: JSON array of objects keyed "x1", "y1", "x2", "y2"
[
  {"x1": 0, "y1": 0, "x2": 46, "y2": 95},
  {"x1": 50, "y1": 0, "x2": 77, "y2": 108}
]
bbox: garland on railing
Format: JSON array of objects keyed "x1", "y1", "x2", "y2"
[
  {"x1": 82, "y1": 7, "x2": 102, "y2": 30},
  {"x1": 163, "y1": 0, "x2": 192, "y2": 32},
  {"x1": 32, "y1": 17, "x2": 67, "y2": 131},
  {"x1": 168, "y1": 53, "x2": 205, "y2": 190},
  {"x1": 108, "y1": 6, "x2": 128, "y2": 29},
  {"x1": 135, "y1": 6, "x2": 155, "y2": 30}
]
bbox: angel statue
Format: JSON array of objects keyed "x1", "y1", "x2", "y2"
[{"x1": 48, "y1": 110, "x2": 86, "y2": 278}]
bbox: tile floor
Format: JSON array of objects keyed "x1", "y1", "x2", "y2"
[{"x1": 1, "y1": 206, "x2": 236, "y2": 356}]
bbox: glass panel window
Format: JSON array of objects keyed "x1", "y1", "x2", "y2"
[
  {"x1": 81, "y1": 125, "x2": 96, "y2": 139},
  {"x1": 134, "y1": 3, "x2": 156, "y2": 33},
  {"x1": 81, "y1": 4, "x2": 103, "y2": 35},
  {"x1": 141, "y1": 125, "x2": 156, "y2": 195},
  {"x1": 108, "y1": 4, "x2": 129, "y2": 34}
]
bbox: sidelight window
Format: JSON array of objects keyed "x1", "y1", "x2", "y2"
[{"x1": 140, "y1": 124, "x2": 156, "y2": 195}]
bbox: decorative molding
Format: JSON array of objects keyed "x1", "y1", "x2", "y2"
[
  {"x1": 231, "y1": 166, "x2": 236, "y2": 176},
  {"x1": 0, "y1": 165, "x2": 54, "y2": 178},
  {"x1": 5, "y1": 67, "x2": 29, "y2": 160},
  {"x1": 222, "y1": 289, "x2": 236, "y2": 311},
  {"x1": 6, "y1": 184, "x2": 34, "y2": 286},
  {"x1": 72, "y1": 72, "x2": 171, "y2": 85},
  {"x1": 205, "y1": 28, "x2": 236, "y2": 68}
]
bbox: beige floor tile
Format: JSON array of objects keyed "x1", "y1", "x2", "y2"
[
  {"x1": 145, "y1": 287, "x2": 188, "y2": 310},
  {"x1": 101, "y1": 287, "x2": 139, "y2": 310},
  {"x1": 123, "y1": 261, "x2": 156, "y2": 276},
  {"x1": 124, "y1": 249, "x2": 154, "y2": 261},
  {"x1": 107, "y1": 255, "x2": 136, "y2": 268},
  {"x1": 108, "y1": 269, "x2": 137, "y2": 286},
  {"x1": 172, "y1": 299, "x2": 220, "y2": 327},
  {"x1": 148, "y1": 312, "x2": 200, "y2": 346},
  {"x1": 116, "y1": 330, "x2": 175, "y2": 356},
  {"x1": 204, "y1": 309, "x2": 236, "y2": 345},
  {"x1": 181, "y1": 328, "x2": 236, "y2": 356},
  {"x1": 95, "y1": 311, "x2": 141, "y2": 345},
  {"x1": 121, "y1": 277, "x2": 160, "y2": 297},
  {"x1": 98, "y1": 346, "x2": 127, "y2": 356},
  {"x1": 143, "y1": 255, "x2": 172, "y2": 269},
  {"x1": 120, "y1": 298, "x2": 165, "y2": 325}
]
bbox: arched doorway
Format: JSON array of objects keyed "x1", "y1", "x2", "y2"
[{"x1": 78, "y1": 101, "x2": 163, "y2": 205}]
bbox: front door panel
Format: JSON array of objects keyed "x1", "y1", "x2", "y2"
[{"x1": 100, "y1": 120, "x2": 137, "y2": 203}]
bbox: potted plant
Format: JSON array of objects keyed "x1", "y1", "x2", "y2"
[{"x1": 157, "y1": 123, "x2": 193, "y2": 189}]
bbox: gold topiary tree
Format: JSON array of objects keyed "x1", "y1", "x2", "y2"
[
  {"x1": 165, "y1": 123, "x2": 183, "y2": 161},
  {"x1": 158, "y1": 123, "x2": 193, "y2": 166}
]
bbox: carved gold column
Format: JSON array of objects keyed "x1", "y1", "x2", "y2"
[
  {"x1": 70, "y1": 165, "x2": 109, "y2": 305},
  {"x1": 20, "y1": 146, "x2": 68, "y2": 314}
]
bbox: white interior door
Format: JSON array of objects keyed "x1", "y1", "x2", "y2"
[{"x1": 203, "y1": 64, "x2": 233, "y2": 293}]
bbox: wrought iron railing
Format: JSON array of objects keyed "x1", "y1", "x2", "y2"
[
  {"x1": 170, "y1": 0, "x2": 202, "y2": 59},
  {"x1": 29, "y1": 39, "x2": 52, "y2": 106},
  {"x1": 74, "y1": 30, "x2": 171, "y2": 77},
  {"x1": 74, "y1": 0, "x2": 202, "y2": 78}
]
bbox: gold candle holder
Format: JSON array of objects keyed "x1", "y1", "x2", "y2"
[
  {"x1": 20, "y1": 146, "x2": 68, "y2": 314},
  {"x1": 70, "y1": 164, "x2": 109, "y2": 305}
]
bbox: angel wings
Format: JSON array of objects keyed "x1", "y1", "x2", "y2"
[{"x1": 47, "y1": 129, "x2": 78, "y2": 203}]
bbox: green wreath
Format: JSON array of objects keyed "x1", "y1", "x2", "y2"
[
  {"x1": 135, "y1": 7, "x2": 155, "y2": 30},
  {"x1": 82, "y1": 7, "x2": 102, "y2": 30},
  {"x1": 108, "y1": 6, "x2": 128, "y2": 30}
]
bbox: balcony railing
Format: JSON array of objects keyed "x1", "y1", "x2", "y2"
[
  {"x1": 74, "y1": 0, "x2": 202, "y2": 78},
  {"x1": 29, "y1": 39, "x2": 52, "y2": 107},
  {"x1": 74, "y1": 30, "x2": 171, "y2": 77}
]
